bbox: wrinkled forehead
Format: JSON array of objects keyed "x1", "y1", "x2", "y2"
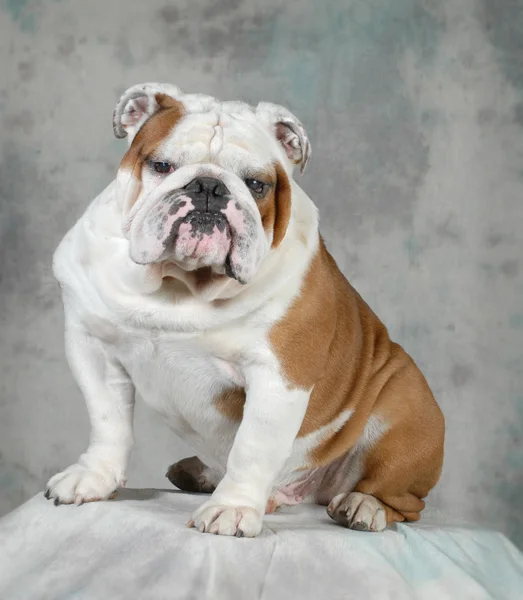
[{"x1": 154, "y1": 103, "x2": 278, "y2": 174}]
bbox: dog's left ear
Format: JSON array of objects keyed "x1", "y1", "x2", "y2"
[
  {"x1": 256, "y1": 103, "x2": 311, "y2": 174},
  {"x1": 113, "y1": 82, "x2": 183, "y2": 143}
]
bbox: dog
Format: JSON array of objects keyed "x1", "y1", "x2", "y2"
[{"x1": 45, "y1": 83, "x2": 445, "y2": 537}]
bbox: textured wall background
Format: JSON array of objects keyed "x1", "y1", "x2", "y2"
[{"x1": 1, "y1": 0, "x2": 522, "y2": 546}]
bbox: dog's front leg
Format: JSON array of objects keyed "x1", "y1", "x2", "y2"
[
  {"x1": 189, "y1": 365, "x2": 309, "y2": 537},
  {"x1": 45, "y1": 321, "x2": 135, "y2": 505}
]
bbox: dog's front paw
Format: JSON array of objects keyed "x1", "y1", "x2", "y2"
[
  {"x1": 188, "y1": 502, "x2": 263, "y2": 537},
  {"x1": 45, "y1": 464, "x2": 122, "y2": 506}
]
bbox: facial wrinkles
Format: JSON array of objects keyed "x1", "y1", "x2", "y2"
[{"x1": 209, "y1": 124, "x2": 224, "y2": 158}]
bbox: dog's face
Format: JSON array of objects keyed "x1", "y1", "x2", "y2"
[{"x1": 113, "y1": 83, "x2": 311, "y2": 285}]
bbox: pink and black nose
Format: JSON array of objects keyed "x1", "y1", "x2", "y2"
[{"x1": 184, "y1": 177, "x2": 230, "y2": 212}]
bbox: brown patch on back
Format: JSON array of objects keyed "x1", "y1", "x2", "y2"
[
  {"x1": 268, "y1": 237, "x2": 444, "y2": 522},
  {"x1": 256, "y1": 162, "x2": 292, "y2": 248},
  {"x1": 269, "y1": 242, "x2": 336, "y2": 394},
  {"x1": 214, "y1": 386, "x2": 246, "y2": 422},
  {"x1": 119, "y1": 96, "x2": 185, "y2": 209},
  {"x1": 273, "y1": 239, "x2": 386, "y2": 444},
  {"x1": 269, "y1": 236, "x2": 383, "y2": 444}
]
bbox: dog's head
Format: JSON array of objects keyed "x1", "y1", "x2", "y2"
[{"x1": 113, "y1": 83, "x2": 310, "y2": 286}]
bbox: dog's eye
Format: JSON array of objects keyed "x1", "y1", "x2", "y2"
[
  {"x1": 152, "y1": 161, "x2": 174, "y2": 174},
  {"x1": 245, "y1": 178, "x2": 266, "y2": 195}
]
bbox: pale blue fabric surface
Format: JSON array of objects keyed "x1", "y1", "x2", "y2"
[{"x1": 0, "y1": 489, "x2": 522, "y2": 600}]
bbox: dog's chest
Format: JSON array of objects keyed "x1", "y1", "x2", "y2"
[
  {"x1": 108, "y1": 324, "x2": 245, "y2": 466},
  {"x1": 59, "y1": 247, "x2": 247, "y2": 460},
  {"x1": 57, "y1": 215, "x2": 248, "y2": 418},
  {"x1": 54, "y1": 211, "x2": 282, "y2": 467},
  {"x1": 117, "y1": 328, "x2": 242, "y2": 410}
]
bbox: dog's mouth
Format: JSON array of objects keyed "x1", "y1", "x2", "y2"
[
  {"x1": 170, "y1": 210, "x2": 232, "y2": 265},
  {"x1": 184, "y1": 210, "x2": 229, "y2": 237}
]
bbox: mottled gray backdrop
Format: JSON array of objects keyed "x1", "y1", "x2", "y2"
[{"x1": 1, "y1": 0, "x2": 522, "y2": 546}]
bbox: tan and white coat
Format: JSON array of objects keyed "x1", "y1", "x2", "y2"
[{"x1": 45, "y1": 83, "x2": 444, "y2": 537}]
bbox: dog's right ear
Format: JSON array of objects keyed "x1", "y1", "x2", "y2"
[{"x1": 113, "y1": 82, "x2": 183, "y2": 143}]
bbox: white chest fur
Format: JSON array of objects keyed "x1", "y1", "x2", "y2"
[
  {"x1": 117, "y1": 328, "x2": 245, "y2": 470},
  {"x1": 55, "y1": 188, "x2": 272, "y2": 472},
  {"x1": 53, "y1": 182, "x2": 321, "y2": 482}
]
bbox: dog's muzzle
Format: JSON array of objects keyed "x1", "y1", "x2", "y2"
[{"x1": 128, "y1": 172, "x2": 262, "y2": 284}]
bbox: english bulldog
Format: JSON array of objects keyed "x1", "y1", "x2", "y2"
[{"x1": 45, "y1": 83, "x2": 445, "y2": 537}]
